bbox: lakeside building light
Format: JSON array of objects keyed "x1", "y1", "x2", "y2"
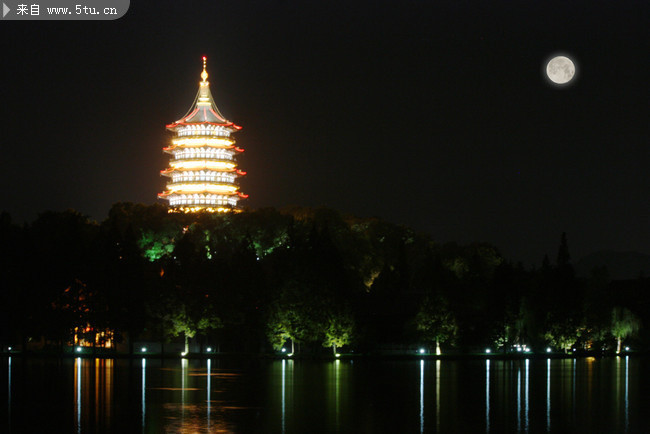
[
  {"x1": 419, "y1": 348, "x2": 425, "y2": 354},
  {"x1": 158, "y1": 56, "x2": 247, "y2": 212},
  {"x1": 141, "y1": 347, "x2": 147, "y2": 353},
  {"x1": 485, "y1": 349, "x2": 491, "y2": 354}
]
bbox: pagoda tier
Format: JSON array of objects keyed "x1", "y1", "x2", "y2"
[{"x1": 158, "y1": 57, "x2": 247, "y2": 213}]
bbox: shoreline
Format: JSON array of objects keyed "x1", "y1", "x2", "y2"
[{"x1": 1, "y1": 350, "x2": 644, "y2": 361}]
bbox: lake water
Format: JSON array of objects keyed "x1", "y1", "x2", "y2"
[{"x1": 1, "y1": 355, "x2": 648, "y2": 433}]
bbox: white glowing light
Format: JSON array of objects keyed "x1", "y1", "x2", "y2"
[
  {"x1": 281, "y1": 348, "x2": 286, "y2": 353},
  {"x1": 169, "y1": 160, "x2": 235, "y2": 171},
  {"x1": 172, "y1": 137, "x2": 234, "y2": 147},
  {"x1": 486, "y1": 349, "x2": 491, "y2": 354},
  {"x1": 141, "y1": 347, "x2": 147, "y2": 353},
  {"x1": 76, "y1": 347, "x2": 82, "y2": 353},
  {"x1": 546, "y1": 55, "x2": 576, "y2": 85},
  {"x1": 207, "y1": 347, "x2": 212, "y2": 352},
  {"x1": 546, "y1": 347, "x2": 552, "y2": 353},
  {"x1": 419, "y1": 348, "x2": 425, "y2": 354},
  {"x1": 167, "y1": 182, "x2": 238, "y2": 194}
]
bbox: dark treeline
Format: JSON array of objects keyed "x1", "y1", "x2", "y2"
[{"x1": 1, "y1": 204, "x2": 649, "y2": 356}]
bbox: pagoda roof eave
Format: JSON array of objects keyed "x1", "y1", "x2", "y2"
[
  {"x1": 166, "y1": 121, "x2": 242, "y2": 131},
  {"x1": 160, "y1": 167, "x2": 241, "y2": 176},
  {"x1": 158, "y1": 190, "x2": 242, "y2": 197}
]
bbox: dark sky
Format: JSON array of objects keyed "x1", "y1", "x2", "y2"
[{"x1": 1, "y1": 0, "x2": 648, "y2": 266}]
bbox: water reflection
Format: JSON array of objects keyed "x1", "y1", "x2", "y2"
[
  {"x1": 280, "y1": 359, "x2": 294, "y2": 433},
  {"x1": 547, "y1": 358, "x2": 551, "y2": 432},
  {"x1": 282, "y1": 359, "x2": 286, "y2": 432},
  {"x1": 485, "y1": 359, "x2": 490, "y2": 433},
  {"x1": 7, "y1": 357, "x2": 11, "y2": 432},
  {"x1": 329, "y1": 360, "x2": 341, "y2": 430},
  {"x1": 206, "y1": 358, "x2": 211, "y2": 429},
  {"x1": 75, "y1": 357, "x2": 81, "y2": 433},
  {"x1": 73, "y1": 357, "x2": 114, "y2": 433},
  {"x1": 436, "y1": 359, "x2": 441, "y2": 432},
  {"x1": 616, "y1": 355, "x2": 630, "y2": 432},
  {"x1": 420, "y1": 359, "x2": 424, "y2": 433},
  {"x1": 625, "y1": 356, "x2": 629, "y2": 431},
  {"x1": 141, "y1": 358, "x2": 146, "y2": 431},
  {"x1": 525, "y1": 359, "x2": 529, "y2": 432},
  {"x1": 573, "y1": 358, "x2": 577, "y2": 417},
  {"x1": 3, "y1": 356, "x2": 647, "y2": 432},
  {"x1": 517, "y1": 362, "x2": 521, "y2": 432}
]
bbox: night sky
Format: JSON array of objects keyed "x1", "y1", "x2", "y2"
[{"x1": 1, "y1": 0, "x2": 648, "y2": 266}]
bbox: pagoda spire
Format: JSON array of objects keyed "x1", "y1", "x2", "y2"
[
  {"x1": 158, "y1": 57, "x2": 247, "y2": 213},
  {"x1": 201, "y1": 56, "x2": 208, "y2": 82}
]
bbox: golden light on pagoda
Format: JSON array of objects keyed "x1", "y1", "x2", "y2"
[{"x1": 158, "y1": 57, "x2": 247, "y2": 212}]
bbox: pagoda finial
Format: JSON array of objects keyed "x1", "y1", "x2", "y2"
[{"x1": 201, "y1": 56, "x2": 209, "y2": 82}]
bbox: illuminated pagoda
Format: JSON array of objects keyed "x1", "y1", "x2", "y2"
[{"x1": 158, "y1": 57, "x2": 247, "y2": 212}]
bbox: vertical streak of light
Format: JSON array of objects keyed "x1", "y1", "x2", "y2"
[
  {"x1": 485, "y1": 359, "x2": 490, "y2": 433},
  {"x1": 281, "y1": 359, "x2": 286, "y2": 434},
  {"x1": 616, "y1": 356, "x2": 621, "y2": 428},
  {"x1": 181, "y1": 358, "x2": 187, "y2": 424},
  {"x1": 572, "y1": 358, "x2": 576, "y2": 414},
  {"x1": 7, "y1": 356, "x2": 11, "y2": 432},
  {"x1": 517, "y1": 367, "x2": 521, "y2": 432},
  {"x1": 106, "y1": 359, "x2": 113, "y2": 424},
  {"x1": 625, "y1": 356, "x2": 629, "y2": 432},
  {"x1": 420, "y1": 359, "x2": 424, "y2": 434},
  {"x1": 436, "y1": 360, "x2": 441, "y2": 432},
  {"x1": 335, "y1": 360, "x2": 341, "y2": 430},
  {"x1": 525, "y1": 359, "x2": 529, "y2": 432},
  {"x1": 546, "y1": 358, "x2": 551, "y2": 432},
  {"x1": 141, "y1": 358, "x2": 146, "y2": 432},
  {"x1": 75, "y1": 357, "x2": 81, "y2": 434},
  {"x1": 95, "y1": 359, "x2": 100, "y2": 426},
  {"x1": 207, "y1": 359, "x2": 211, "y2": 431}
]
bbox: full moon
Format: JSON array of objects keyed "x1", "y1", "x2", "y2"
[{"x1": 546, "y1": 56, "x2": 576, "y2": 84}]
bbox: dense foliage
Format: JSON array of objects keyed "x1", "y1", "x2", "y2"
[{"x1": 1, "y1": 204, "x2": 648, "y2": 355}]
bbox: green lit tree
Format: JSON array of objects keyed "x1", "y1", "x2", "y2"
[
  {"x1": 266, "y1": 298, "x2": 320, "y2": 354},
  {"x1": 544, "y1": 317, "x2": 583, "y2": 353},
  {"x1": 610, "y1": 307, "x2": 641, "y2": 353},
  {"x1": 415, "y1": 295, "x2": 458, "y2": 355},
  {"x1": 322, "y1": 309, "x2": 354, "y2": 356}
]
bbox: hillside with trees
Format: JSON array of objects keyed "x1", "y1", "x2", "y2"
[{"x1": 1, "y1": 204, "x2": 649, "y2": 356}]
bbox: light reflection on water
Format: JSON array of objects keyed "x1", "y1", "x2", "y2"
[
  {"x1": 1, "y1": 356, "x2": 645, "y2": 432},
  {"x1": 485, "y1": 359, "x2": 490, "y2": 433},
  {"x1": 419, "y1": 359, "x2": 424, "y2": 433},
  {"x1": 435, "y1": 359, "x2": 441, "y2": 432},
  {"x1": 7, "y1": 357, "x2": 11, "y2": 432},
  {"x1": 547, "y1": 358, "x2": 551, "y2": 431},
  {"x1": 141, "y1": 358, "x2": 146, "y2": 432}
]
